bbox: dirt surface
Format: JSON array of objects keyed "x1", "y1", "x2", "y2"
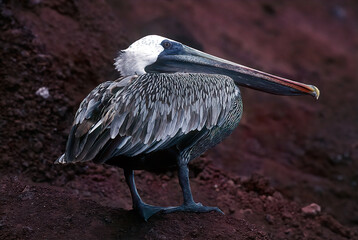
[{"x1": 1, "y1": 0, "x2": 358, "y2": 239}]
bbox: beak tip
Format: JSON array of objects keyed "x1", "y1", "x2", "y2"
[{"x1": 311, "y1": 85, "x2": 320, "y2": 100}]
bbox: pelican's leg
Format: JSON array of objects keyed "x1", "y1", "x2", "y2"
[
  {"x1": 124, "y1": 169, "x2": 163, "y2": 221},
  {"x1": 163, "y1": 163, "x2": 224, "y2": 214},
  {"x1": 179, "y1": 163, "x2": 196, "y2": 205}
]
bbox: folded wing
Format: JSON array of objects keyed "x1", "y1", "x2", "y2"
[{"x1": 57, "y1": 73, "x2": 238, "y2": 164}]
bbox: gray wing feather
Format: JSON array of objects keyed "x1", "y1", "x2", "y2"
[{"x1": 60, "y1": 73, "x2": 238, "y2": 164}]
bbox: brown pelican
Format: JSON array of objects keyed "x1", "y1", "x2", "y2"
[{"x1": 56, "y1": 35, "x2": 319, "y2": 221}]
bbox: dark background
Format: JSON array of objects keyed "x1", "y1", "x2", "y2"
[{"x1": 1, "y1": 0, "x2": 358, "y2": 239}]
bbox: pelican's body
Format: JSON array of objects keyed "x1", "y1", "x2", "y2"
[{"x1": 57, "y1": 35, "x2": 319, "y2": 220}]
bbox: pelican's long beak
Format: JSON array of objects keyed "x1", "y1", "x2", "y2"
[{"x1": 146, "y1": 45, "x2": 320, "y2": 99}]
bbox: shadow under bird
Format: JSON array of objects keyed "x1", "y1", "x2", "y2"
[{"x1": 56, "y1": 35, "x2": 320, "y2": 221}]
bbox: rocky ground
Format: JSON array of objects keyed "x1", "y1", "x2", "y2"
[{"x1": 1, "y1": 0, "x2": 358, "y2": 239}]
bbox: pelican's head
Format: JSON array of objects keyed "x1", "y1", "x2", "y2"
[
  {"x1": 115, "y1": 35, "x2": 319, "y2": 99},
  {"x1": 115, "y1": 35, "x2": 167, "y2": 76}
]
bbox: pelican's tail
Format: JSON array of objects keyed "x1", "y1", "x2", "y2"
[{"x1": 55, "y1": 154, "x2": 67, "y2": 164}]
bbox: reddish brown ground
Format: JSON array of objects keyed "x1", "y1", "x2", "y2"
[{"x1": 1, "y1": 0, "x2": 358, "y2": 239}]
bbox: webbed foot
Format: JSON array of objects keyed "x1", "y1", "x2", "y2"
[
  {"x1": 163, "y1": 202, "x2": 224, "y2": 215},
  {"x1": 134, "y1": 203, "x2": 165, "y2": 221}
]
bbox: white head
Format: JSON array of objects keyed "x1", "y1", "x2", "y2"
[{"x1": 114, "y1": 35, "x2": 168, "y2": 76}]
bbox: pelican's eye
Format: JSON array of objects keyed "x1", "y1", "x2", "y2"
[{"x1": 162, "y1": 40, "x2": 172, "y2": 49}]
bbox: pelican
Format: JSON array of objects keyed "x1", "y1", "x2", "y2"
[{"x1": 56, "y1": 35, "x2": 319, "y2": 221}]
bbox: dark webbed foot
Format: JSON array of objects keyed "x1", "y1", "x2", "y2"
[
  {"x1": 163, "y1": 202, "x2": 224, "y2": 214},
  {"x1": 136, "y1": 202, "x2": 224, "y2": 221},
  {"x1": 134, "y1": 202, "x2": 165, "y2": 221}
]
